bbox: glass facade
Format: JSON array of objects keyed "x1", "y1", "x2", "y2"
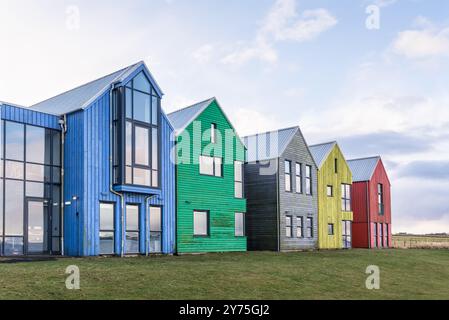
[
  {"x1": 113, "y1": 72, "x2": 160, "y2": 188},
  {"x1": 0, "y1": 120, "x2": 62, "y2": 256}
]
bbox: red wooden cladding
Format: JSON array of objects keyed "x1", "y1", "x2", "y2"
[{"x1": 352, "y1": 159, "x2": 392, "y2": 248}]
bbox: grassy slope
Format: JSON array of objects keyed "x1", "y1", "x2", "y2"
[{"x1": 0, "y1": 249, "x2": 448, "y2": 300}]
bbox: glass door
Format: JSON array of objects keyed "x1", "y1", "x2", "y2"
[{"x1": 26, "y1": 199, "x2": 50, "y2": 254}]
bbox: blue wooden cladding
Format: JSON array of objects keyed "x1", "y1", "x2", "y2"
[{"x1": 0, "y1": 62, "x2": 176, "y2": 257}]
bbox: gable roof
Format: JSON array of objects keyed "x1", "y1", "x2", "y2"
[
  {"x1": 347, "y1": 156, "x2": 381, "y2": 182},
  {"x1": 167, "y1": 97, "x2": 246, "y2": 148},
  {"x1": 308, "y1": 141, "x2": 337, "y2": 168},
  {"x1": 244, "y1": 126, "x2": 301, "y2": 162},
  {"x1": 167, "y1": 97, "x2": 215, "y2": 134},
  {"x1": 29, "y1": 61, "x2": 163, "y2": 116}
]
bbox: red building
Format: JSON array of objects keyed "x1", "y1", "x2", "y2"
[{"x1": 348, "y1": 157, "x2": 392, "y2": 248}]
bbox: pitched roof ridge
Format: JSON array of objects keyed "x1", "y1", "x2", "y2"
[
  {"x1": 243, "y1": 126, "x2": 299, "y2": 139},
  {"x1": 167, "y1": 97, "x2": 215, "y2": 116},
  {"x1": 30, "y1": 62, "x2": 141, "y2": 108},
  {"x1": 348, "y1": 156, "x2": 381, "y2": 162},
  {"x1": 309, "y1": 140, "x2": 337, "y2": 148}
]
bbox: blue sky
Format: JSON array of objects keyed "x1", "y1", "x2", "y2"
[{"x1": 1, "y1": 0, "x2": 448, "y2": 234}]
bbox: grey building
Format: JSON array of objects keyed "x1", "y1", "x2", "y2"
[{"x1": 244, "y1": 126, "x2": 318, "y2": 251}]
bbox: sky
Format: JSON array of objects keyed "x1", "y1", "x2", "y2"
[{"x1": 1, "y1": 0, "x2": 448, "y2": 234}]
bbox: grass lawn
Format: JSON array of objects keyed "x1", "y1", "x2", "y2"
[{"x1": 0, "y1": 249, "x2": 448, "y2": 300}]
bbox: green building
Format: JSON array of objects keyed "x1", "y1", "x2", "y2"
[{"x1": 167, "y1": 98, "x2": 247, "y2": 253}]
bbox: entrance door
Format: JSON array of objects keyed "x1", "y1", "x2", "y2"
[{"x1": 26, "y1": 199, "x2": 50, "y2": 255}]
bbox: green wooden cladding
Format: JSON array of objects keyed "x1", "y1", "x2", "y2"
[
  {"x1": 317, "y1": 144, "x2": 353, "y2": 249},
  {"x1": 175, "y1": 100, "x2": 247, "y2": 253}
]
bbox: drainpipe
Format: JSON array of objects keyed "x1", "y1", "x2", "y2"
[
  {"x1": 145, "y1": 195, "x2": 158, "y2": 256},
  {"x1": 109, "y1": 84, "x2": 125, "y2": 257},
  {"x1": 366, "y1": 182, "x2": 371, "y2": 248},
  {"x1": 59, "y1": 115, "x2": 67, "y2": 256}
]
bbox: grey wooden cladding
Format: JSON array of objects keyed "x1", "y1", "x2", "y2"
[{"x1": 244, "y1": 128, "x2": 318, "y2": 251}]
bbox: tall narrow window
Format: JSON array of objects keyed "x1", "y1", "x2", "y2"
[
  {"x1": 342, "y1": 221, "x2": 352, "y2": 249},
  {"x1": 234, "y1": 161, "x2": 244, "y2": 198},
  {"x1": 285, "y1": 160, "x2": 292, "y2": 192},
  {"x1": 296, "y1": 217, "x2": 303, "y2": 238},
  {"x1": 113, "y1": 72, "x2": 160, "y2": 188},
  {"x1": 341, "y1": 184, "x2": 351, "y2": 212},
  {"x1": 286, "y1": 216, "x2": 293, "y2": 238},
  {"x1": 328, "y1": 224, "x2": 334, "y2": 235},
  {"x1": 385, "y1": 224, "x2": 390, "y2": 248},
  {"x1": 211, "y1": 123, "x2": 217, "y2": 144},
  {"x1": 305, "y1": 165, "x2": 312, "y2": 195},
  {"x1": 334, "y1": 158, "x2": 338, "y2": 173},
  {"x1": 379, "y1": 223, "x2": 384, "y2": 248},
  {"x1": 327, "y1": 185, "x2": 333, "y2": 197},
  {"x1": 378, "y1": 184, "x2": 384, "y2": 215},
  {"x1": 295, "y1": 163, "x2": 302, "y2": 194},
  {"x1": 235, "y1": 212, "x2": 245, "y2": 237},
  {"x1": 373, "y1": 223, "x2": 378, "y2": 248},
  {"x1": 150, "y1": 206, "x2": 162, "y2": 253},
  {"x1": 126, "y1": 205, "x2": 140, "y2": 254},
  {"x1": 306, "y1": 218, "x2": 313, "y2": 238},
  {"x1": 99, "y1": 203, "x2": 115, "y2": 255},
  {"x1": 194, "y1": 211, "x2": 209, "y2": 236}
]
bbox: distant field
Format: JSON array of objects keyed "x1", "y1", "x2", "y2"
[
  {"x1": 393, "y1": 234, "x2": 449, "y2": 249},
  {"x1": 1, "y1": 249, "x2": 449, "y2": 300}
]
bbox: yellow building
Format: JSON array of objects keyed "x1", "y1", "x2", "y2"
[{"x1": 309, "y1": 142, "x2": 353, "y2": 249}]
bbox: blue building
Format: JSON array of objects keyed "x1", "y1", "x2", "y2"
[{"x1": 0, "y1": 61, "x2": 176, "y2": 257}]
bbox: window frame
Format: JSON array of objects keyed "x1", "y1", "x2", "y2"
[
  {"x1": 327, "y1": 185, "x2": 333, "y2": 197},
  {"x1": 149, "y1": 206, "x2": 163, "y2": 253},
  {"x1": 125, "y1": 204, "x2": 140, "y2": 254},
  {"x1": 235, "y1": 212, "x2": 245, "y2": 237},
  {"x1": 284, "y1": 160, "x2": 292, "y2": 192},
  {"x1": 285, "y1": 215, "x2": 293, "y2": 238},
  {"x1": 305, "y1": 165, "x2": 312, "y2": 195},
  {"x1": 296, "y1": 216, "x2": 304, "y2": 238},
  {"x1": 211, "y1": 123, "x2": 217, "y2": 144},
  {"x1": 306, "y1": 217, "x2": 314, "y2": 238},
  {"x1": 341, "y1": 184, "x2": 352, "y2": 212},
  {"x1": 193, "y1": 210, "x2": 210, "y2": 237},
  {"x1": 295, "y1": 163, "x2": 302, "y2": 194},
  {"x1": 113, "y1": 76, "x2": 161, "y2": 189},
  {"x1": 328, "y1": 223, "x2": 334, "y2": 236},
  {"x1": 378, "y1": 183, "x2": 384, "y2": 215},
  {"x1": 99, "y1": 202, "x2": 115, "y2": 255},
  {"x1": 199, "y1": 155, "x2": 223, "y2": 178},
  {"x1": 234, "y1": 161, "x2": 244, "y2": 199}
]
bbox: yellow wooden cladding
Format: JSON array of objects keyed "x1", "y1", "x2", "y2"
[{"x1": 317, "y1": 144, "x2": 353, "y2": 249}]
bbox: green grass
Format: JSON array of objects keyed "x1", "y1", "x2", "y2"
[{"x1": 1, "y1": 249, "x2": 448, "y2": 300}]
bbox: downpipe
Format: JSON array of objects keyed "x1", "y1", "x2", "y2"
[
  {"x1": 59, "y1": 115, "x2": 67, "y2": 256},
  {"x1": 109, "y1": 84, "x2": 126, "y2": 257}
]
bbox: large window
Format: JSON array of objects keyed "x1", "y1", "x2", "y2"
[
  {"x1": 286, "y1": 216, "x2": 293, "y2": 238},
  {"x1": 199, "y1": 155, "x2": 222, "y2": 177},
  {"x1": 235, "y1": 212, "x2": 245, "y2": 237},
  {"x1": 126, "y1": 205, "x2": 140, "y2": 254},
  {"x1": 306, "y1": 218, "x2": 313, "y2": 238},
  {"x1": 234, "y1": 161, "x2": 244, "y2": 198},
  {"x1": 1, "y1": 121, "x2": 61, "y2": 256},
  {"x1": 150, "y1": 206, "x2": 162, "y2": 253},
  {"x1": 194, "y1": 211, "x2": 209, "y2": 236},
  {"x1": 295, "y1": 163, "x2": 302, "y2": 194},
  {"x1": 285, "y1": 160, "x2": 292, "y2": 192},
  {"x1": 99, "y1": 203, "x2": 115, "y2": 255},
  {"x1": 113, "y1": 72, "x2": 160, "y2": 188},
  {"x1": 341, "y1": 184, "x2": 351, "y2": 212},
  {"x1": 378, "y1": 184, "x2": 384, "y2": 215},
  {"x1": 305, "y1": 165, "x2": 312, "y2": 195}
]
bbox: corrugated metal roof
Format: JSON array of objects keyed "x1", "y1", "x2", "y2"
[
  {"x1": 29, "y1": 61, "x2": 163, "y2": 116},
  {"x1": 167, "y1": 97, "x2": 215, "y2": 133},
  {"x1": 348, "y1": 156, "x2": 380, "y2": 182},
  {"x1": 244, "y1": 126, "x2": 300, "y2": 162},
  {"x1": 308, "y1": 141, "x2": 337, "y2": 168}
]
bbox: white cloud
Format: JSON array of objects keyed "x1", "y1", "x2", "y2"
[
  {"x1": 192, "y1": 44, "x2": 214, "y2": 64},
  {"x1": 222, "y1": 0, "x2": 337, "y2": 66},
  {"x1": 233, "y1": 107, "x2": 282, "y2": 137},
  {"x1": 393, "y1": 25, "x2": 449, "y2": 59}
]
